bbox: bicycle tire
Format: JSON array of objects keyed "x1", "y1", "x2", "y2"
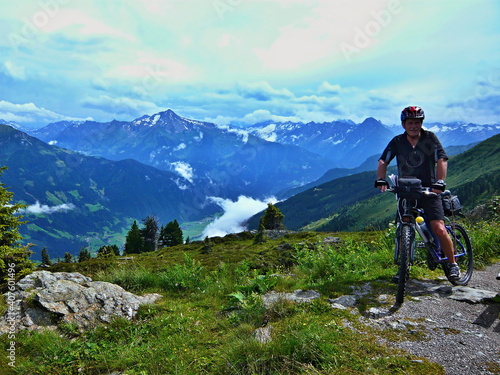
[
  {"x1": 443, "y1": 223, "x2": 473, "y2": 286},
  {"x1": 396, "y1": 224, "x2": 413, "y2": 305}
]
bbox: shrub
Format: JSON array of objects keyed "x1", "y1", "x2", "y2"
[
  {"x1": 158, "y1": 254, "x2": 208, "y2": 292},
  {"x1": 467, "y1": 220, "x2": 500, "y2": 267}
]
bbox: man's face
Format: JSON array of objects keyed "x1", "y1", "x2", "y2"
[{"x1": 403, "y1": 118, "x2": 423, "y2": 138}]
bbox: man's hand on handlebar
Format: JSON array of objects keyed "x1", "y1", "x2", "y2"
[
  {"x1": 431, "y1": 179, "x2": 446, "y2": 194},
  {"x1": 374, "y1": 179, "x2": 389, "y2": 192}
]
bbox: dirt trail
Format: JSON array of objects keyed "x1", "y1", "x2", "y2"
[{"x1": 370, "y1": 263, "x2": 500, "y2": 375}]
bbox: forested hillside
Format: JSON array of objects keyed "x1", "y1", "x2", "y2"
[{"x1": 0, "y1": 125, "x2": 218, "y2": 258}]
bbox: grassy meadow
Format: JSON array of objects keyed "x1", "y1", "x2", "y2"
[{"x1": 1, "y1": 218, "x2": 499, "y2": 374}]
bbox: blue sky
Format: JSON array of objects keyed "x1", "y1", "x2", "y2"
[{"x1": 0, "y1": 0, "x2": 499, "y2": 128}]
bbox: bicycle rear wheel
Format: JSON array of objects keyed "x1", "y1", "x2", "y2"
[
  {"x1": 395, "y1": 224, "x2": 413, "y2": 305},
  {"x1": 443, "y1": 222, "x2": 473, "y2": 286}
]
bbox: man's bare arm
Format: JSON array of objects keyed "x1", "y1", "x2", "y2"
[
  {"x1": 376, "y1": 160, "x2": 388, "y2": 191},
  {"x1": 377, "y1": 159, "x2": 388, "y2": 180},
  {"x1": 436, "y1": 158, "x2": 447, "y2": 181}
]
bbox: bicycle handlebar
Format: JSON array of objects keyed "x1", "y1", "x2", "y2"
[{"x1": 386, "y1": 186, "x2": 441, "y2": 197}]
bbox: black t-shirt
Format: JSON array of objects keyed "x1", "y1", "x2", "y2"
[{"x1": 379, "y1": 130, "x2": 448, "y2": 186}]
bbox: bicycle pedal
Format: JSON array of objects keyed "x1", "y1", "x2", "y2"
[{"x1": 416, "y1": 242, "x2": 426, "y2": 248}]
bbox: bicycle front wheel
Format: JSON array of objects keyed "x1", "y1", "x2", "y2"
[
  {"x1": 444, "y1": 223, "x2": 473, "y2": 286},
  {"x1": 396, "y1": 224, "x2": 413, "y2": 305}
]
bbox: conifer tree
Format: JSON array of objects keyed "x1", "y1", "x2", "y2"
[
  {"x1": 124, "y1": 220, "x2": 143, "y2": 254},
  {"x1": 259, "y1": 203, "x2": 285, "y2": 230},
  {"x1": 159, "y1": 219, "x2": 184, "y2": 247},
  {"x1": 158, "y1": 224, "x2": 166, "y2": 248},
  {"x1": 110, "y1": 244, "x2": 120, "y2": 256},
  {"x1": 253, "y1": 222, "x2": 267, "y2": 244},
  {"x1": 63, "y1": 252, "x2": 73, "y2": 263},
  {"x1": 0, "y1": 167, "x2": 34, "y2": 280},
  {"x1": 41, "y1": 247, "x2": 52, "y2": 266},
  {"x1": 97, "y1": 245, "x2": 113, "y2": 258},
  {"x1": 78, "y1": 248, "x2": 92, "y2": 262},
  {"x1": 141, "y1": 215, "x2": 159, "y2": 252}
]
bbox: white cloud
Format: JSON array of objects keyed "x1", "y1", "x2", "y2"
[
  {"x1": 3, "y1": 61, "x2": 26, "y2": 80},
  {"x1": 202, "y1": 195, "x2": 278, "y2": 238},
  {"x1": 173, "y1": 143, "x2": 186, "y2": 151},
  {"x1": 243, "y1": 109, "x2": 300, "y2": 124},
  {"x1": 81, "y1": 95, "x2": 161, "y2": 116},
  {"x1": 236, "y1": 81, "x2": 294, "y2": 101},
  {"x1": 217, "y1": 33, "x2": 241, "y2": 48},
  {"x1": 252, "y1": 0, "x2": 374, "y2": 70},
  {"x1": 19, "y1": 201, "x2": 76, "y2": 215},
  {"x1": 0, "y1": 100, "x2": 87, "y2": 125},
  {"x1": 170, "y1": 161, "x2": 194, "y2": 183},
  {"x1": 0, "y1": 101, "x2": 61, "y2": 118},
  {"x1": 216, "y1": 125, "x2": 249, "y2": 143},
  {"x1": 42, "y1": 9, "x2": 134, "y2": 41},
  {"x1": 172, "y1": 178, "x2": 189, "y2": 190},
  {"x1": 111, "y1": 54, "x2": 194, "y2": 83},
  {"x1": 318, "y1": 81, "x2": 341, "y2": 95},
  {"x1": 253, "y1": 124, "x2": 277, "y2": 142}
]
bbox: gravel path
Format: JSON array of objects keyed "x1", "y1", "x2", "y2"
[{"x1": 366, "y1": 263, "x2": 500, "y2": 375}]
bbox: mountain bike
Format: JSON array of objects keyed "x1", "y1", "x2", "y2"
[{"x1": 388, "y1": 176, "x2": 473, "y2": 306}]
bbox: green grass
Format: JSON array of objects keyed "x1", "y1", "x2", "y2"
[
  {"x1": 2, "y1": 220, "x2": 498, "y2": 374},
  {"x1": 467, "y1": 220, "x2": 500, "y2": 266}
]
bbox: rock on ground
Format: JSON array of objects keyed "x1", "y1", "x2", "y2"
[{"x1": 1, "y1": 271, "x2": 161, "y2": 333}]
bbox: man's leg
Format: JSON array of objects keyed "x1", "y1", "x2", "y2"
[
  {"x1": 430, "y1": 220, "x2": 460, "y2": 278},
  {"x1": 430, "y1": 220, "x2": 455, "y2": 262}
]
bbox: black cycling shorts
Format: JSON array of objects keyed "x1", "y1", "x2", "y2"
[{"x1": 418, "y1": 194, "x2": 445, "y2": 222}]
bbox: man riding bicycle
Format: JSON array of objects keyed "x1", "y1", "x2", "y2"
[{"x1": 375, "y1": 106, "x2": 460, "y2": 280}]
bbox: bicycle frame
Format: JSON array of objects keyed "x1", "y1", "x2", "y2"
[
  {"x1": 412, "y1": 206, "x2": 446, "y2": 265},
  {"x1": 395, "y1": 198, "x2": 469, "y2": 267},
  {"x1": 396, "y1": 197, "x2": 440, "y2": 265}
]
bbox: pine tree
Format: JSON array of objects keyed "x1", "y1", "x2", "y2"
[
  {"x1": 141, "y1": 215, "x2": 159, "y2": 252},
  {"x1": 41, "y1": 247, "x2": 52, "y2": 266},
  {"x1": 171, "y1": 220, "x2": 184, "y2": 245},
  {"x1": 63, "y1": 252, "x2": 73, "y2": 263},
  {"x1": 0, "y1": 167, "x2": 34, "y2": 280},
  {"x1": 97, "y1": 245, "x2": 112, "y2": 258},
  {"x1": 158, "y1": 224, "x2": 167, "y2": 248},
  {"x1": 124, "y1": 220, "x2": 143, "y2": 254},
  {"x1": 259, "y1": 203, "x2": 285, "y2": 230},
  {"x1": 253, "y1": 222, "x2": 267, "y2": 244},
  {"x1": 78, "y1": 248, "x2": 92, "y2": 262},
  {"x1": 158, "y1": 219, "x2": 183, "y2": 248},
  {"x1": 110, "y1": 244, "x2": 120, "y2": 256}
]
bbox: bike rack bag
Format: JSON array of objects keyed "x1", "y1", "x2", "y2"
[{"x1": 442, "y1": 193, "x2": 462, "y2": 216}]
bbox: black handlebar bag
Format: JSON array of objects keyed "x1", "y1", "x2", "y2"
[{"x1": 396, "y1": 177, "x2": 422, "y2": 199}]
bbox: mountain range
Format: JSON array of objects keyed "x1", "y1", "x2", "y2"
[
  {"x1": 1, "y1": 109, "x2": 499, "y2": 259},
  {"x1": 28, "y1": 110, "x2": 332, "y2": 199},
  {"x1": 246, "y1": 118, "x2": 500, "y2": 168}
]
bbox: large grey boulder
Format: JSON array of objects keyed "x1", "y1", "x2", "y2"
[{"x1": 1, "y1": 271, "x2": 161, "y2": 333}]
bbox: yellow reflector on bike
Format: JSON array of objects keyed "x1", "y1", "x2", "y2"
[{"x1": 416, "y1": 216, "x2": 424, "y2": 224}]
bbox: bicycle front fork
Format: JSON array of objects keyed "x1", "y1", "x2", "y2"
[{"x1": 394, "y1": 223, "x2": 416, "y2": 265}]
